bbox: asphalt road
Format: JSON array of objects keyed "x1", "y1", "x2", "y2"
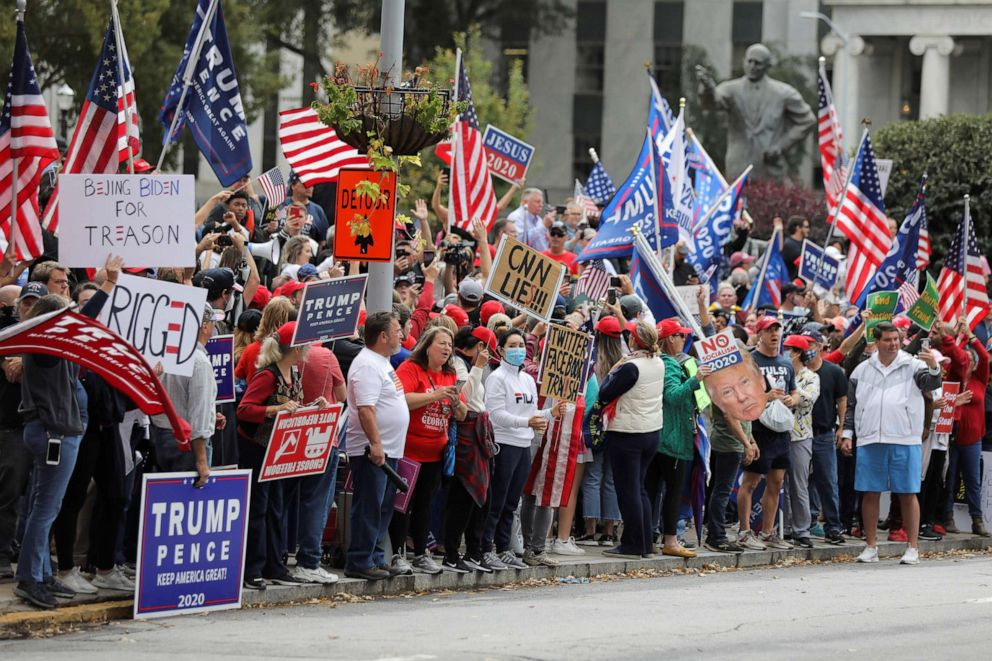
[{"x1": 5, "y1": 554, "x2": 992, "y2": 660}]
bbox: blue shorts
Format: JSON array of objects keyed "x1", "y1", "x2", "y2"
[{"x1": 854, "y1": 444, "x2": 922, "y2": 494}]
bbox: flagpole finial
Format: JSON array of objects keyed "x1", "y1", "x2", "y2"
[
  {"x1": 679, "y1": 97, "x2": 686, "y2": 110},
  {"x1": 861, "y1": 117, "x2": 872, "y2": 127},
  {"x1": 16, "y1": 0, "x2": 26, "y2": 20},
  {"x1": 588, "y1": 148, "x2": 600, "y2": 164},
  {"x1": 818, "y1": 56, "x2": 826, "y2": 65},
  {"x1": 964, "y1": 194, "x2": 970, "y2": 202}
]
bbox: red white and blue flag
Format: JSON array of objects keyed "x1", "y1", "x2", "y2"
[
  {"x1": 42, "y1": 19, "x2": 141, "y2": 235},
  {"x1": 937, "y1": 203, "x2": 990, "y2": 330},
  {"x1": 449, "y1": 50, "x2": 497, "y2": 231},
  {"x1": 278, "y1": 107, "x2": 368, "y2": 185},
  {"x1": 256, "y1": 167, "x2": 286, "y2": 207},
  {"x1": 817, "y1": 59, "x2": 845, "y2": 217},
  {"x1": 0, "y1": 21, "x2": 61, "y2": 259},
  {"x1": 573, "y1": 261, "x2": 610, "y2": 301},
  {"x1": 525, "y1": 397, "x2": 586, "y2": 508}
]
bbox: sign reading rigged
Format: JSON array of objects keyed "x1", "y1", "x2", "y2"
[
  {"x1": 485, "y1": 235, "x2": 566, "y2": 321},
  {"x1": 333, "y1": 169, "x2": 396, "y2": 263},
  {"x1": 539, "y1": 324, "x2": 592, "y2": 404},
  {"x1": 99, "y1": 274, "x2": 208, "y2": 377},
  {"x1": 259, "y1": 405, "x2": 345, "y2": 481},
  {"x1": 134, "y1": 470, "x2": 251, "y2": 619},
  {"x1": 57, "y1": 174, "x2": 195, "y2": 268}
]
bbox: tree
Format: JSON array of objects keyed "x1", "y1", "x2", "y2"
[{"x1": 874, "y1": 113, "x2": 992, "y2": 268}]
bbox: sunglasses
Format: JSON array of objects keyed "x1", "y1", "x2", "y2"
[{"x1": 550, "y1": 231, "x2": 566, "y2": 237}]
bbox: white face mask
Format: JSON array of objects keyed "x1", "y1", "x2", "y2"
[{"x1": 224, "y1": 291, "x2": 236, "y2": 313}]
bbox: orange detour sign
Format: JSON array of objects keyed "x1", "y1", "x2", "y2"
[{"x1": 333, "y1": 169, "x2": 396, "y2": 263}]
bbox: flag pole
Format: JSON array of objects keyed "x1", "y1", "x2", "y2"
[
  {"x1": 8, "y1": 0, "x2": 27, "y2": 259},
  {"x1": 110, "y1": 0, "x2": 136, "y2": 174},
  {"x1": 447, "y1": 47, "x2": 462, "y2": 236},
  {"x1": 692, "y1": 165, "x2": 752, "y2": 234},
  {"x1": 155, "y1": 0, "x2": 220, "y2": 172},
  {"x1": 823, "y1": 126, "x2": 868, "y2": 248},
  {"x1": 630, "y1": 226, "x2": 705, "y2": 339},
  {"x1": 961, "y1": 194, "x2": 971, "y2": 321}
]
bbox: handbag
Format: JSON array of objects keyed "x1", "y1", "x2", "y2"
[
  {"x1": 758, "y1": 398, "x2": 794, "y2": 433},
  {"x1": 443, "y1": 420, "x2": 457, "y2": 477}
]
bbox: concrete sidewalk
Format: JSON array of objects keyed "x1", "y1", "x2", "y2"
[{"x1": 2, "y1": 532, "x2": 990, "y2": 638}]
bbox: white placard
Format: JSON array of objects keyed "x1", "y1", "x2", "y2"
[
  {"x1": 57, "y1": 174, "x2": 196, "y2": 268},
  {"x1": 99, "y1": 274, "x2": 208, "y2": 377},
  {"x1": 876, "y1": 159, "x2": 893, "y2": 197},
  {"x1": 675, "y1": 285, "x2": 700, "y2": 316}
]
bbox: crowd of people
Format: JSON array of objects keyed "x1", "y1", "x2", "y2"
[{"x1": 1, "y1": 167, "x2": 990, "y2": 610}]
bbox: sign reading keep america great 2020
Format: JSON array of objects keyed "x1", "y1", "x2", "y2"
[
  {"x1": 134, "y1": 470, "x2": 251, "y2": 619},
  {"x1": 292, "y1": 275, "x2": 368, "y2": 346}
]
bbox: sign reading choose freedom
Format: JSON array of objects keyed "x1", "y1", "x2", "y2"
[{"x1": 485, "y1": 235, "x2": 566, "y2": 322}]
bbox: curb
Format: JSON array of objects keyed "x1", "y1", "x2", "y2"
[{"x1": 2, "y1": 535, "x2": 990, "y2": 638}]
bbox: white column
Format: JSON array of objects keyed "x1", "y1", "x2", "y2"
[
  {"x1": 821, "y1": 33, "x2": 866, "y2": 155},
  {"x1": 909, "y1": 35, "x2": 956, "y2": 119},
  {"x1": 601, "y1": 0, "x2": 653, "y2": 172},
  {"x1": 684, "y1": 0, "x2": 733, "y2": 79}
]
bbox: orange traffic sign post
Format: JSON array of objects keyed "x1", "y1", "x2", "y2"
[{"x1": 333, "y1": 169, "x2": 397, "y2": 263}]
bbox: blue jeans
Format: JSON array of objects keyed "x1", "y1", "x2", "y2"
[
  {"x1": 707, "y1": 451, "x2": 742, "y2": 543},
  {"x1": 811, "y1": 432, "x2": 842, "y2": 535},
  {"x1": 946, "y1": 442, "x2": 983, "y2": 517},
  {"x1": 16, "y1": 420, "x2": 82, "y2": 584},
  {"x1": 296, "y1": 449, "x2": 340, "y2": 569},
  {"x1": 152, "y1": 426, "x2": 213, "y2": 471},
  {"x1": 346, "y1": 454, "x2": 397, "y2": 572},
  {"x1": 582, "y1": 450, "x2": 621, "y2": 522},
  {"x1": 483, "y1": 444, "x2": 531, "y2": 554}
]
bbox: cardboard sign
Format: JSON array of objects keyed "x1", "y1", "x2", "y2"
[
  {"x1": 485, "y1": 235, "x2": 567, "y2": 321},
  {"x1": 99, "y1": 274, "x2": 208, "y2": 377},
  {"x1": 538, "y1": 324, "x2": 592, "y2": 404},
  {"x1": 675, "y1": 285, "x2": 701, "y2": 316},
  {"x1": 206, "y1": 335, "x2": 235, "y2": 404},
  {"x1": 259, "y1": 405, "x2": 344, "y2": 482},
  {"x1": 134, "y1": 470, "x2": 251, "y2": 619},
  {"x1": 343, "y1": 457, "x2": 421, "y2": 513},
  {"x1": 935, "y1": 382, "x2": 960, "y2": 435},
  {"x1": 798, "y1": 240, "x2": 840, "y2": 290},
  {"x1": 865, "y1": 291, "x2": 898, "y2": 342},
  {"x1": 906, "y1": 273, "x2": 940, "y2": 331},
  {"x1": 292, "y1": 275, "x2": 368, "y2": 346},
  {"x1": 333, "y1": 169, "x2": 396, "y2": 262},
  {"x1": 58, "y1": 174, "x2": 195, "y2": 268},
  {"x1": 694, "y1": 328, "x2": 743, "y2": 371},
  {"x1": 481, "y1": 125, "x2": 534, "y2": 183}
]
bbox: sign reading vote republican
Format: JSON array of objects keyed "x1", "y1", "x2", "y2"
[
  {"x1": 292, "y1": 275, "x2": 368, "y2": 346},
  {"x1": 333, "y1": 169, "x2": 396, "y2": 263},
  {"x1": 694, "y1": 328, "x2": 744, "y2": 371},
  {"x1": 259, "y1": 405, "x2": 344, "y2": 482},
  {"x1": 57, "y1": 174, "x2": 195, "y2": 268},
  {"x1": 481, "y1": 126, "x2": 534, "y2": 183},
  {"x1": 205, "y1": 335, "x2": 235, "y2": 403},
  {"x1": 134, "y1": 470, "x2": 251, "y2": 619},
  {"x1": 99, "y1": 274, "x2": 208, "y2": 377},
  {"x1": 485, "y1": 235, "x2": 566, "y2": 322},
  {"x1": 798, "y1": 240, "x2": 840, "y2": 290},
  {"x1": 538, "y1": 324, "x2": 592, "y2": 404}
]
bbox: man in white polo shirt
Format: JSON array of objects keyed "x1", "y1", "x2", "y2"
[{"x1": 344, "y1": 311, "x2": 410, "y2": 580}]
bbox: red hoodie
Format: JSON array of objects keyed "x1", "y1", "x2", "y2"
[{"x1": 942, "y1": 335, "x2": 989, "y2": 446}]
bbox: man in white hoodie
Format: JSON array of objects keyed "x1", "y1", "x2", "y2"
[{"x1": 841, "y1": 322, "x2": 941, "y2": 565}]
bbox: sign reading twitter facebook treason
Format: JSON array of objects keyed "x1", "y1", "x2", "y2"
[{"x1": 134, "y1": 470, "x2": 251, "y2": 619}]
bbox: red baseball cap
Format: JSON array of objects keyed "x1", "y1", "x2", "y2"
[
  {"x1": 657, "y1": 317, "x2": 692, "y2": 338},
  {"x1": 471, "y1": 326, "x2": 498, "y2": 355},
  {"x1": 251, "y1": 285, "x2": 272, "y2": 309},
  {"x1": 444, "y1": 304, "x2": 470, "y2": 328},
  {"x1": 358, "y1": 309, "x2": 367, "y2": 327},
  {"x1": 625, "y1": 320, "x2": 639, "y2": 335},
  {"x1": 754, "y1": 316, "x2": 782, "y2": 333},
  {"x1": 132, "y1": 158, "x2": 155, "y2": 174},
  {"x1": 276, "y1": 321, "x2": 296, "y2": 346},
  {"x1": 595, "y1": 316, "x2": 623, "y2": 338},
  {"x1": 275, "y1": 280, "x2": 306, "y2": 298},
  {"x1": 480, "y1": 299, "x2": 505, "y2": 326},
  {"x1": 783, "y1": 334, "x2": 811, "y2": 350}
]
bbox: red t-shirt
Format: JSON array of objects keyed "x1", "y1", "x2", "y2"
[
  {"x1": 395, "y1": 361, "x2": 461, "y2": 463},
  {"x1": 541, "y1": 249, "x2": 579, "y2": 276}
]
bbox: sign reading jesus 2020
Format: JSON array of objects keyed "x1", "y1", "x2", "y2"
[{"x1": 57, "y1": 174, "x2": 196, "y2": 268}]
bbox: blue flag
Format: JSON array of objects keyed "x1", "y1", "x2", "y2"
[
  {"x1": 584, "y1": 161, "x2": 616, "y2": 205},
  {"x1": 160, "y1": 0, "x2": 252, "y2": 186},
  {"x1": 690, "y1": 170, "x2": 747, "y2": 281},
  {"x1": 578, "y1": 132, "x2": 660, "y2": 261},
  {"x1": 629, "y1": 240, "x2": 678, "y2": 321},
  {"x1": 742, "y1": 231, "x2": 788, "y2": 310}
]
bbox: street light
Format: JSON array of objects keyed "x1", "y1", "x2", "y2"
[
  {"x1": 799, "y1": 11, "x2": 849, "y2": 47},
  {"x1": 55, "y1": 83, "x2": 75, "y2": 141},
  {"x1": 800, "y1": 11, "x2": 852, "y2": 152}
]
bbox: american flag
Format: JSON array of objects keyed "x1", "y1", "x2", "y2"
[
  {"x1": 917, "y1": 213, "x2": 931, "y2": 271},
  {"x1": 835, "y1": 131, "x2": 891, "y2": 304},
  {"x1": 817, "y1": 59, "x2": 845, "y2": 217},
  {"x1": 257, "y1": 167, "x2": 286, "y2": 207},
  {"x1": 573, "y1": 179, "x2": 598, "y2": 219},
  {"x1": 584, "y1": 160, "x2": 616, "y2": 205},
  {"x1": 42, "y1": 19, "x2": 140, "y2": 235},
  {"x1": 0, "y1": 21, "x2": 60, "y2": 259},
  {"x1": 449, "y1": 50, "x2": 497, "y2": 231},
  {"x1": 898, "y1": 270, "x2": 920, "y2": 309},
  {"x1": 573, "y1": 262, "x2": 610, "y2": 301},
  {"x1": 277, "y1": 107, "x2": 368, "y2": 186},
  {"x1": 936, "y1": 203, "x2": 990, "y2": 330}
]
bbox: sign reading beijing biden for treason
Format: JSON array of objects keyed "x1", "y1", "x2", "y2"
[{"x1": 57, "y1": 174, "x2": 195, "y2": 268}]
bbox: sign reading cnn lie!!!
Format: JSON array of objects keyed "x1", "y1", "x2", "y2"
[
  {"x1": 539, "y1": 324, "x2": 592, "y2": 404},
  {"x1": 481, "y1": 126, "x2": 534, "y2": 183},
  {"x1": 333, "y1": 169, "x2": 396, "y2": 263},
  {"x1": 485, "y1": 235, "x2": 566, "y2": 322},
  {"x1": 259, "y1": 404, "x2": 344, "y2": 482},
  {"x1": 694, "y1": 328, "x2": 743, "y2": 371}
]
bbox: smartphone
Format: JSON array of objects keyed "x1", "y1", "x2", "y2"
[
  {"x1": 46, "y1": 435, "x2": 62, "y2": 466},
  {"x1": 554, "y1": 205, "x2": 567, "y2": 215},
  {"x1": 455, "y1": 379, "x2": 467, "y2": 392},
  {"x1": 216, "y1": 234, "x2": 233, "y2": 247},
  {"x1": 286, "y1": 205, "x2": 305, "y2": 225},
  {"x1": 607, "y1": 289, "x2": 617, "y2": 305},
  {"x1": 609, "y1": 276, "x2": 622, "y2": 288},
  {"x1": 921, "y1": 338, "x2": 930, "y2": 350},
  {"x1": 422, "y1": 250, "x2": 436, "y2": 266}
]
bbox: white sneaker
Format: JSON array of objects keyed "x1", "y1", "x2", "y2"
[
  {"x1": 411, "y1": 554, "x2": 443, "y2": 575},
  {"x1": 900, "y1": 547, "x2": 920, "y2": 565},
  {"x1": 737, "y1": 530, "x2": 767, "y2": 550},
  {"x1": 91, "y1": 567, "x2": 135, "y2": 592},
  {"x1": 390, "y1": 553, "x2": 413, "y2": 576},
  {"x1": 292, "y1": 565, "x2": 339, "y2": 584},
  {"x1": 550, "y1": 537, "x2": 586, "y2": 556},
  {"x1": 60, "y1": 567, "x2": 97, "y2": 595},
  {"x1": 856, "y1": 546, "x2": 879, "y2": 563}
]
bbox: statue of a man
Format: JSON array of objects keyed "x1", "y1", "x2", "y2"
[{"x1": 696, "y1": 43, "x2": 816, "y2": 181}]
